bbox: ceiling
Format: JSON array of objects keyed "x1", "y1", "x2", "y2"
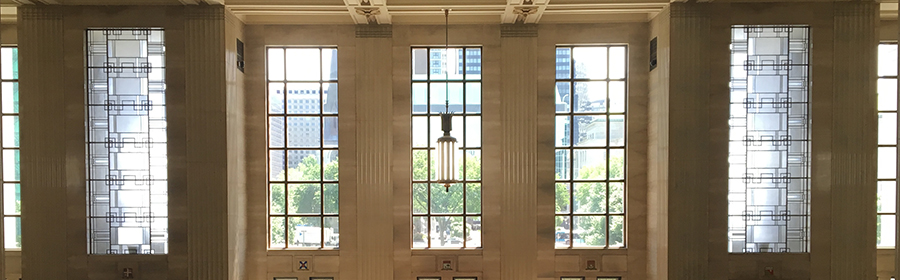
[{"x1": 0, "y1": 0, "x2": 897, "y2": 25}]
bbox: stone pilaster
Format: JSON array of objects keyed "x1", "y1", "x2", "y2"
[
  {"x1": 355, "y1": 25, "x2": 394, "y2": 280},
  {"x1": 667, "y1": 3, "x2": 711, "y2": 279},
  {"x1": 17, "y1": 6, "x2": 67, "y2": 280},
  {"x1": 499, "y1": 24, "x2": 538, "y2": 280},
  {"x1": 184, "y1": 5, "x2": 229, "y2": 280},
  {"x1": 831, "y1": 2, "x2": 878, "y2": 279}
]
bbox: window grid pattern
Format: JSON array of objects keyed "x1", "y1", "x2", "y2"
[
  {"x1": 411, "y1": 47, "x2": 482, "y2": 249},
  {"x1": 267, "y1": 47, "x2": 339, "y2": 249},
  {"x1": 877, "y1": 43, "x2": 898, "y2": 248},
  {"x1": 86, "y1": 28, "x2": 167, "y2": 254},
  {"x1": 0, "y1": 47, "x2": 18, "y2": 249},
  {"x1": 728, "y1": 25, "x2": 810, "y2": 253},
  {"x1": 554, "y1": 46, "x2": 628, "y2": 249}
]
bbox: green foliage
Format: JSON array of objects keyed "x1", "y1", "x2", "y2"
[
  {"x1": 270, "y1": 153, "x2": 339, "y2": 247},
  {"x1": 554, "y1": 156, "x2": 625, "y2": 247},
  {"x1": 411, "y1": 151, "x2": 482, "y2": 246}
]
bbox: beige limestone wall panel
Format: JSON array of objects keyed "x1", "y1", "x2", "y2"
[
  {"x1": 538, "y1": 22, "x2": 650, "y2": 280},
  {"x1": 830, "y1": 3, "x2": 878, "y2": 278},
  {"x1": 880, "y1": 20, "x2": 897, "y2": 41},
  {"x1": 19, "y1": 5, "x2": 193, "y2": 280},
  {"x1": 225, "y1": 10, "x2": 247, "y2": 280},
  {"x1": 242, "y1": 24, "x2": 356, "y2": 280},
  {"x1": 18, "y1": 6, "x2": 67, "y2": 280},
  {"x1": 0, "y1": 24, "x2": 15, "y2": 44},
  {"x1": 647, "y1": 8, "x2": 670, "y2": 280}
]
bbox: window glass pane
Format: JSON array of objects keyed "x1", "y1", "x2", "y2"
[
  {"x1": 880, "y1": 113, "x2": 898, "y2": 145},
  {"x1": 878, "y1": 214, "x2": 897, "y2": 247},
  {"x1": 574, "y1": 82, "x2": 607, "y2": 113},
  {"x1": 3, "y1": 184, "x2": 18, "y2": 215},
  {"x1": 573, "y1": 47, "x2": 607, "y2": 79},
  {"x1": 556, "y1": 82, "x2": 571, "y2": 113},
  {"x1": 1, "y1": 82, "x2": 16, "y2": 114},
  {"x1": 880, "y1": 44, "x2": 898, "y2": 77},
  {"x1": 1, "y1": 48, "x2": 17, "y2": 80},
  {"x1": 86, "y1": 29, "x2": 167, "y2": 254},
  {"x1": 879, "y1": 147, "x2": 897, "y2": 179},
  {"x1": 411, "y1": 48, "x2": 481, "y2": 248},
  {"x1": 728, "y1": 25, "x2": 809, "y2": 253},
  {"x1": 879, "y1": 78, "x2": 898, "y2": 111},
  {"x1": 878, "y1": 181, "x2": 896, "y2": 213},
  {"x1": 285, "y1": 48, "x2": 320, "y2": 81},
  {"x1": 4, "y1": 216, "x2": 19, "y2": 249},
  {"x1": 2, "y1": 116, "x2": 17, "y2": 148},
  {"x1": 574, "y1": 215, "x2": 606, "y2": 247},
  {"x1": 268, "y1": 48, "x2": 338, "y2": 249}
]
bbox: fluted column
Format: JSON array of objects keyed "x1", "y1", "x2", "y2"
[
  {"x1": 667, "y1": 3, "x2": 710, "y2": 279},
  {"x1": 184, "y1": 5, "x2": 229, "y2": 280},
  {"x1": 18, "y1": 6, "x2": 67, "y2": 279},
  {"x1": 831, "y1": 2, "x2": 878, "y2": 279},
  {"x1": 355, "y1": 25, "x2": 394, "y2": 280},
  {"x1": 499, "y1": 24, "x2": 538, "y2": 280}
]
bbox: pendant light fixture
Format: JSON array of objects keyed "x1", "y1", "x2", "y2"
[{"x1": 435, "y1": 8, "x2": 458, "y2": 192}]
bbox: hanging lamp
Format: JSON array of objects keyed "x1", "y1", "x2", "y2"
[{"x1": 435, "y1": 8, "x2": 458, "y2": 192}]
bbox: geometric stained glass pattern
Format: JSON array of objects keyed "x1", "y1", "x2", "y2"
[
  {"x1": 86, "y1": 29, "x2": 167, "y2": 254},
  {"x1": 728, "y1": 25, "x2": 810, "y2": 253},
  {"x1": 267, "y1": 47, "x2": 339, "y2": 249},
  {"x1": 877, "y1": 42, "x2": 897, "y2": 248},
  {"x1": 0, "y1": 46, "x2": 19, "y2": 250},
  {"x1": 411, "y1": 47, "x2": 482, "y2": 249},
  {"x1": 554, "y1": 46, "x2": 627, "y2": 249}
]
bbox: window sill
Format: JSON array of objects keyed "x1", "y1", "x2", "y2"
[{"x1": 267, "y1": 248, "x2": 340, "y2": 256}]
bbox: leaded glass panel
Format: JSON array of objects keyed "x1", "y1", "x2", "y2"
[
  {"x1": 728, "y1": 25, "x2": 810, "y2": 253},
  {"x1": 86, "y1": 28, "x2": 167, "y2": 254}
]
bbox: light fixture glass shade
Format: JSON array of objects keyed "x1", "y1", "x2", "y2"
[{"x1": 436, "y1": 113, "x2": 458, "y2": 190}]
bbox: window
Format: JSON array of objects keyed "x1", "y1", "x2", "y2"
[
  {"x1": 554, "y1": 46, "x2": 627, "y2": 248},
  {"x1": 728, "y1": 25, "x2": 810, "y2": 253},
  {"x1": 0, "y1": 47, "x2": 18, "y2": 249},
  {"x1": 411, "y1": 47, "x2": 482, "y2": 249},
  {"x1": 86, "y1": 28, "x2": 167, "y2": 254},
  {"x1": 878, "y1": 43, "x2": 897, "y2": 248},
  {"x1": 267, "y1": 47, "x2": 339, "y2": 249}
]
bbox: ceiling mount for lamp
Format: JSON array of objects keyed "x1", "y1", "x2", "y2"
[{"x1": 435, "y1": 8, "x2": 459, "y2": 192}]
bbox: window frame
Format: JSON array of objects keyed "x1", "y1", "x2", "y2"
[
  {"x1": 410, "y1": 46, "x2": 483, "y2": 250},
  {"x1": 0, "y1": 45, "x2": 18, "y2": 251},
  {"x1": 266, "y1": 46, "x2": 340, "y2": 250},
  {"x1": 554, "y1": 45, "x2": 629, "y2": 249},
  {"x1": 877, "y1": 41, "x2": 898, "y2": 249}
]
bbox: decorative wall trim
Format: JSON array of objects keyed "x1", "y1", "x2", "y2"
[
  {"x1": 356, "y1": 25, "x2": 392, "y2": 38},
  {"x1": 18, "y1": 6, "x2": 63, "y2": 21},
  {"x1": 500, "y1": 24, "x2": 537, "y2": 37},
  {"x1": 669, "y1": 3, "x2": 709, "y2": 19}
]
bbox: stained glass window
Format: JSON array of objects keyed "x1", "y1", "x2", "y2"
[
  {"x1": 728, "y1": 25, "x2": 810, "y2": 253},
  {"x1": 86, "y1": 28, "x2": 167, "y2": 254}
]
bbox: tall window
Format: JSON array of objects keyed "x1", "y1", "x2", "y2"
[
  {"x1": 267, "y1": 47, "x2": 339, "y2": 249},
  {"x1": 877, "y1": 43, "x2": 897, "y2": 248},
  {"x1": 411, "y1": 47, "x2": 482, "y2": 249},
  {"x1": 86, "y1": 28, "x2": 167, "y2": 254},
  {"x1": 0, "y1": 47, "x2": 18, "y2": 250},
  {"x1": 728, "y1": 25, "x2": 810, "y2": 253},
  {"x1": 554, "y1": 46, "x2": 627, "y2": 248}
]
